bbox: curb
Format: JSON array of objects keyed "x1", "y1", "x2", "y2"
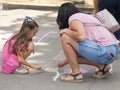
[
  {"x1": 3, "y1": 3, "x2": 93, "y2": 13},
  {"x1": 3, "y1": 3, "x2": 59, "y2": 11}
]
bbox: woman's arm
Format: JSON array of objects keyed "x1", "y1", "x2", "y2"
[
  {"x1": 93, "y1": 0, "x2": 99, "y2": 14},
  {"x1": 60, "y1": 20, "x2": 86, "y2": 42}
]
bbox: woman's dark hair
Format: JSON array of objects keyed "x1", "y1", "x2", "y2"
[{"x1": 56, "y1": 3, "x2": 79, "y2": 29}]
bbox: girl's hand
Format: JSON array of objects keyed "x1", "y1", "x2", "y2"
[{"x1": 33, "y1": 65, "x2": 44, "y2": 70}]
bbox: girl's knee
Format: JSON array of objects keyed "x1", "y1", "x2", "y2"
[
  {"x1": 27, "y1": 41, "x2": 34, "y2": 52},
  {"x1": 24, "y1": 42, "x2": 34, "y2": 58}
]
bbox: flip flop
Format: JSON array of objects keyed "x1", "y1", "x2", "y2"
[
  {"x1": 60, "y1": 72, "x2": 83, "y2": 83},
  {"x1": 93, "y1": 64, "x2": 110, "y2": 79}
]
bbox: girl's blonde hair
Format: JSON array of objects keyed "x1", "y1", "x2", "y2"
[{"x1": 12, "y1": 16, "x2": 39, "y2": 54}]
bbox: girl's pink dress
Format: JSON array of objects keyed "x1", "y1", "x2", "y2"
[{"x1": 2, "y1": 34, "x2": 20, "y2": 74}]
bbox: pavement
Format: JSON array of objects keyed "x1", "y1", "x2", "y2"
[
  {"x1": 2, "y1": 1, "x2": 94, "y2": 13},
  {"x1": 0, "y1": 2, "x2": 120, "y2": 90}
]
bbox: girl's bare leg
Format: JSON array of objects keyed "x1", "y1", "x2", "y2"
[
  {"x1": 18, "y1": 41, "x2": 42, "y2": 70},
  {"x1": 23, "y1": 41, "x2": 34, "y2": 59}
]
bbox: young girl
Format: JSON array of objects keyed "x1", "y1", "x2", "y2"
[{"x1": 2, "y1": 16, "x2": 43, "y2": 74}]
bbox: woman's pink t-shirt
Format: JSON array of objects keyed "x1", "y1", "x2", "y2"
[{"x1": 69, "y1": 13, "x2": 118, "y2": 46}]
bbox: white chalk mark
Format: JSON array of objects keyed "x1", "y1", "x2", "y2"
[
  {"x1": 53, "y1": 71, "x2": 60, "y2": 81},
  {"x1": 53, "y1": 50, "x2": 63, "y2": 60}
]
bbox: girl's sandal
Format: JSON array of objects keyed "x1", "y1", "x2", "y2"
[
  {"x1": 93, "y1": 64, "x2": 110, "y2": 79},
  {"x1": 13, "y1": 65, "x2": 29, "y2": 75},
  {"x1": 60, "y1": 72, "x2": 83, "y2": 83}
]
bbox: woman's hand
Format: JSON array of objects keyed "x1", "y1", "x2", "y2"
[
  {"x1": 60, "y1": 28, "x2": 69, "y2": 36},
  {"x1": 57, "y1": 60, "x2": 68, "y2": 68}
]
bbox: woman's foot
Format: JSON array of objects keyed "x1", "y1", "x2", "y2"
[
  {"x1": 93, "y1": 64, "x2": 111, "y2": 79},
  {"x1": 60, "y1": 72, "x2": 83, "y2": 83},
  {"x1": 96, "y1": 64, "x2": 113, "y2": 74}
]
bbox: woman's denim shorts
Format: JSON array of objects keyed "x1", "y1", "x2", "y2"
[{"x1": 77, "y1": 39, "x2": 118, "y2": 64}]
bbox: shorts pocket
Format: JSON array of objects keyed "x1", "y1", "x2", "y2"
[{"x1": 97, "y1": 51, "x2": 115, "y2": 64}]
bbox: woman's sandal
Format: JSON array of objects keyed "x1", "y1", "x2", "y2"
[
  {"x1": 93, "y1": 64, "x2": 110, "y2": 79},
  {"x1": 60, "y1": 72, "x2": 83, "y2": 83}
]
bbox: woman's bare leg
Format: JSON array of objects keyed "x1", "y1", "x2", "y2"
[
  {"x1": 60, "y1": 34, "x2": 110, "y2": 79},
  {"x1": 61, "y1": 34, "x2": 80, "y2": 74},
  {"x1": 60, "y1": 34, "x2": 83, "y2": 81},
  {"x1": 58, "y1": 56, "x2": 107, "y2": 71}
]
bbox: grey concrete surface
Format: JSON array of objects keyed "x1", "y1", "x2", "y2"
[{"x1": 0, "y1": 5, "x2": 120, "y2": 90}]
